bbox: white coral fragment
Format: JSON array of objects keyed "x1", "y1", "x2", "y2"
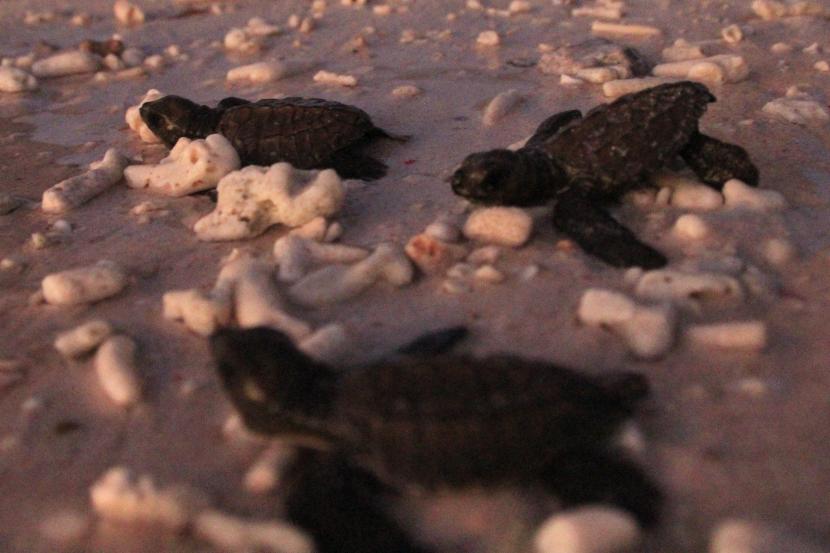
[
  {"x1": 54, "y1": 320, "x2": 113, "y2": 358},
  {"x1": 32, "y1": 51, "x2": 101, "y2": 78},
  {"x1": 42, "y1": 260, "x2": 127, "y2": 305},
  {"x1": 463, "y1": 207, "x2": 533, "y2": 247},
  {"x1": 751, "y1": 0, "x2": 826, "y2": 20},
  {"x1": 591, "y1": 21, "x2": 661, "y2": 38},
  {"x1": 194, "y1": 511, "x2": 314, "y2": 553},
  {"x1": 124, "y1": 134, "x2": 240, "y2": 197},
  {"x1": 634, "y1": 269, "x2": 743, "y2": 304},
  {"x1": 274, "y1": 235, "x2": 368, "y2": 282},
  {"x1": 227, "y1": 61, "x2": 288, "y2": 84},
  {"x1": 194, "y1": 164, "x2": 344, "y2": 241},
  {"x1": 113, "y1": 0, "x2": 145, "y2": 25},
  {"x1": 288, "y1": 243, "x2": 413, "y2": 306},
  {"x1": 577, "y1": 288, "x2": 675, "y2": 359},
  {"x1": 125, "y1": 89, "x2": 164, "y2": 143},
  {"x1": 0, "y1": 66, "x2": 38, "y2": 92},
  {"x1": 483, "y1": 89, "x2": 524, "y2": 126},
  {"x1": 653, "y1": 173, "x2": 724, "y2": 210},
  {"x1": 90, "y1": 467, "x2": 205, "y2": 530},
  {"x1": 42, "y1": 149, "x2": 130, "y2": 213},
  {"x1": 95, "y1": 335, "x2": 141, "y2": 407},
  {"x1": 535, "y1": 505, "x2": 641, "y2": 553},
  {"x1": 662, "y1": 39, "x2": 705, "y2": 62},
  {"x1": 762, "y1": 96, "x2": 830, "y2": 125},
  {"x1": 722, "y1": 179, "x2": 786, "y2": 211},
  {"x1": 685, "y1": 321, "x2": 767, "y2": 351},
  {"x1": 652, "y1": 55, "x2": 748, "y2": 84},
  {"x1": 162, "y1": 289, "x2": 232, "y2": 337},
  {"x1": 313, "y1": 70, "x2": 358, "y2": 87}
]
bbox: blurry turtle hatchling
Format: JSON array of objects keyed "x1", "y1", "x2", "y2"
[
  {"x1": 451, "y1": 81, "x2": 760, "y2": 268},
  {"x1": 211, "y1": 326, "x2": 662, "y2": 553},
  {"x1": 139, "y1": 95, "x2": 405, "y2": 180}
]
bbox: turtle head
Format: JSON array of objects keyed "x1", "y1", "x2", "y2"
[
  {"x1": 140, "y1": 95, "x2": 212, "y2": 148},
  {"x1": 210, "y1": 327, "x2": 337, "y2": 437},
  {"x1": 451, "y1": 148, "x2": 563, "y2": 206}
]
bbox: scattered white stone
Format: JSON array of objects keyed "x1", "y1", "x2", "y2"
[
  {"x1": 373, "y1": 5, "x2": 393, "y2": 16},
  {"x1": 652, "y1": 55, "x2": 748, "y2": 84},
  {"x1": 32, "y1": 51, "x2": 101, "y2": 78},
  {"x1": 575, "y1": 65, "x2": 631, "y2": 83},
  {"x1": 722, "y1": 179, "x2": 786, "y2": 211},
  {"x1": 42, "y1": 149, "x2": 130, "y2": 213},
  {"x1": 274, "y1": 234, "x2": 368, "y2": 282},
  {"x1": 194, "y1": 511, "x2": 314, "y2": 553},
  {"x1": 560, "y1": 74, "x2": 584, "y2": 86},
  {"x1": 38, "y1": 511, "x2": 90, "y2": 544},
  {"x1": 751, "y1": 0, "x2": 826, "y2": 20},
  {"x1": 313, "y1": 70, "x2": 358, "y2": 87},
  {"x1": 483, "y1": 89, "x2": 524, "y2": 127},
  {"x1": 42, "y1": 260, "x2": 127, "y2": 306},
  {"x1": 289, "y1": 243, "x2": 413, "y2": 306},
  {"x1": 477, "y1": 30, "x2": 501, "y2": 46},
  {"x1": 509, "y1": 0, "x2": 532, "y2": 14},
  {"x1": 686, "y1": 321, "x2": 767, "y2": 351},
  {"x1": 673, "y1": 214, "x2": 710, "y2": 240},
  {"x1": 299, "y1": 17, "x2": 315, "y2": 34},
  {"x1": 0, "y1": 66, "x2": 38, "y2": 92},
  {"x1": 405, "y1": 233, "x2": 468, "y2": 274},
  {"x1": 577, "y1": 288, "x2": 675, "y2": 359},
  {"x1": 113, "y1": 0, "x2": 145, "y2": 25},
  {"x1": 95, "y1": 335, "x2": 142, "y2": 407},
  {"x1": 635, "y1": 269, "x2": 743, "y2": 304},
  {"x1": 710, "y1": 519, "x2": 826, "y2": 553},
  {"x1": 815, "y1": 60, "x2": 830, "y2": 72},
  {"x1": 463, "y1": 207, "x2": 533, "y2": 247},
  {"x1": 721, "y1": 24, "x2": 744, "y2": 44},
  {"x1": 162, "y1": 289, "x2": 232, "y2": 337},
  {"x1": 227, "y1": 61, "x2": 289, "y2": 84},
  {"x1": 124, "y1": 134, "x2": 240, "y2": 197},
  {"x1": 662, "y1": 39, "x2": 705, "y2": 62},
  {"x1": 246, "y1": 16, "x2": 281, "y2": 37},
  {"x1": 425, "y1": 219, "x2": 461, "y2": 243},
  {"x1": 591, "y1": 21, "x2": 661, "y2": 38},
  {"x1": 770, "y1": 42, "x2": 793, "y2": 54},
  {"x1": 224, "y1": 28, "x2": 263, "y2": 54},
  {"x1": 803, "y1": 42, "x2": 822, "y2": 55},
  {"x1": 602, "y1": 77, "x2": 676, "y2": 97},
  {"x1": 91, "y1": 467, "x2": 206, "y2": 529},
  {"x1": 572, "y1": 4, "x2": 624, "y2": 19},
  {"x1": 474, "y1": 264, "x2": 505, "y2": 283},
  {"x1": 534, "y1": 505, "x2": 641, "y2": 553},
  {"x1": 144, "y1": 54, "x2": 165, "y2": 69},
  {"x1": 653, "y1": 173, "x2": 724, "y2": 210},
  {"x1": 519, "y1": 263, "x2": 540, "y2": 281},
  {"x1": 467, "y1": 245, "x2": 501, "y2": 265},
  {"x1": 244, "y1": 444, "x2": 297, "y2": 494},
  {"x1": 762, "y1": 237, "x2": 795, "y2": 265},
  {"x1": 54, "y1": 320, "x2": 113, "y2": 358},
  {"x1": 392, "y1": 84, "x2": 422, "y2": 98},
  {"x1": 762, "y1": 96, "x2": 830, "y2": 125},
  {"x1": 24, "y1": 10, "x2": 56, "y2": 25},
  {"x1": 194, "y1": 164, "x2": 344, "y2": 241}
]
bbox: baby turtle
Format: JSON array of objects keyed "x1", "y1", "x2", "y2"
[
  {"x1": 139, "y1": 95, "x2": 404, "y2": 180},
  {"x1": 212, "y1": 326, "x2": 661, "y2": 553},
  {"x1": 451, "y1": 81, "x2": 759, "y2": 268}
]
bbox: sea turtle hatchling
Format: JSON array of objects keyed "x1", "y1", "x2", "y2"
[
  {"x1": 451, "y1": 81, "x2": 760, "y2": 268},
  {"x1": 211, "y1": 326, "x2": 662, "y2": 553},
  {"x1": 139, "y1": 95, "x2": 405, "y2": 180}
]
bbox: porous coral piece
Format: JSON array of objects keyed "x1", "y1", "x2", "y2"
[
  {"x1": 538, "y1": 38, "x2": 649, "y2": 78},
  {"x1": 288, "y1": 243, "x2": 413, "y2": 306},
  {"x1": 634, "y1": 269, "x2": 743, "y2": 304},
  {"x1": 42, "y1": 149, "x2": 130, "y2": 213},
  {"x1": 0, "y1": 66, "x2": 38, "y2": 92},
  {"x1": 95, "y1": 335, "x2": 142, "y2": 407},
  {"x1": 125, "y1": 89, "x2": 164, "y2": 143},
  {"x1": 42, "y1": 260, "x2": 127, "y2": 305},
  {"x1": 124, "y1": 134, "x2": 240, "y2": 197},
  {"x1": 31, "y1": 51, "x2": 101, "y2": 78},
  {"x1": 652, "y1": 55, "x2": 748, "y2": 84},
  {"x1": 193, "y1": 164, "x2": 345, "y2": 241}
]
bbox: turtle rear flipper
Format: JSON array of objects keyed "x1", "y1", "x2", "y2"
[
  {"x1": 285, "y1": 453, "x2": 432, "y2": 553},
  {"x1": 552, "y1": 187, "x2": 667, "y2": 269},
  {"x1": 538, "y1": 448, "x2": 663, "y2": 527},
  {"x1": 681, "y1": 131, "x2": 759, "y2": 188},
  {"x1": 327, "y1": 149, "x2": 388, "y2": 180},
  {"x1": 524, "y1": 109, "x2": 582, "y2": 149}
]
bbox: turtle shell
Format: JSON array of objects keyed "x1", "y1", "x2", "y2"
[
  {"x1": 330, "y1": 354, "x2": 643, "y2": 490},
  {"x1": 217, "y1": 97, "x2": 382, "y2": 168},
  {"x1": 543, "y1": 81, "x2": 715, "y2": 198}
]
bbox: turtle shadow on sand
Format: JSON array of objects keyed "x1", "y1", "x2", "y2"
[
  {"x1": 139, "y1": 95, "x2": 406, "y2": 181},
  {"x1": 211, "y1": 326, "x2": 662, "y2": 553},
  {"x1": 451, "y1": 81, "x2": 760, "y2": 269}
]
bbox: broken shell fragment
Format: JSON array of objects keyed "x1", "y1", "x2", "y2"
[
  {"x1": 42, "y1": 149, "x2": 130, "y2": 213},
  {"x1": 194, "y1": 164, "x2": 344, "y2": 241},
  {"x1": 124, "y1": 134, "x2": 240, "y2": 197},
  {"x1": 42, "y1": 260, "x2": 127, "y2": 305}
]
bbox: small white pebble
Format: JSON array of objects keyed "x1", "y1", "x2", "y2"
[
  {"x1": 54, "y1": 320, "x2": 113, "y2": 358},
  {"x1": 95, "y1": 335, "x2": 141, "y2": 407},
  {"x1": 673, "y1": 214, "x2": 710, "y2": 240},
  {"x1": 313, "y1": 70, "x2": 357, "y2": 87},
  {"x1": 392, "y1": 84, "x2": 421, "y2": 98},
  {"x1": 0, "y1": 66, "x2": 38, "y2": 92},
  {"x1": 814, "y1": 60, "x2": 829, "y2": 72},
  {"x1": 762, "y1": 238, "x2": 795, "y2": 265},
  {"x1": 31, "y1": 51, "x2": 101, "y2": 78},
  {"x1": 476, "y1": 30, "x2": 501, "y2": 47},
  {"x1": 227, "y1": 61, "x2": 289, "y2": 84},
  {"x1": 685, "y1": 321, "x2": 767, "y2": 351},
  {"x1": 577, "y1": 289, "x2": 637, "y2": 326},
  {"x1": 770, "y1": 42, "x2": 792, "y2": 54},
  {"x1": 721, "y1": 24, "x2": 743, "y2": 44},
  {"x1": 42, "y1": 260, "x2": 127, "y2": 305},
  {"x1": 722, "y1": 179, "x2": 786, "y2": 211},
  {"x1": 635, "y1": 269, "x2": 743, "y2": 304},
  {"x1": 467, "y1": 246, "x2": 502, "y2": 265},
  {"x1": 373, "y1": 5, "x2": 392, "y2": 16},
  {"x1": 519, "y1": 264, "x2": 539, "y2": 281},
  {"x1": 474, "y1": 264, "x2": 505, "y2": 283},
  {"x1": 463, "y1": 207, "x2": 533, "y2": 247},
  {"x1": 654, "y1": 173, "x2": 724, "y2": 211},
  {"x1": 113, "y1": 0, "x2": 145, "y2": 25},
  {"x1": 535, "y1": 505, "x2": 641, "y2": 553}
]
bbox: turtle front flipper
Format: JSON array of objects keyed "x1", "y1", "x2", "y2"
[
  {"x1": 524, "y1": 109, "x2": 582, "y2": 149},
  {"x1": 285, "y1": 452, "x2": 433, "y2": 553},
  {"x1": 681, "y1": 131, "x2": 759, "y2": 188},
  {"x1": 326, "y1": 149, "x2": 388, "y2": 180},
  {"x1": 552, "y1": 187, "x2": 667, "y2": 269},
  {"x1": 396, "y1": 326, "x2": 469, "y2": 357},
  {"x1": 538, "y1": 448, "x2": 663, "y2": 527}
]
